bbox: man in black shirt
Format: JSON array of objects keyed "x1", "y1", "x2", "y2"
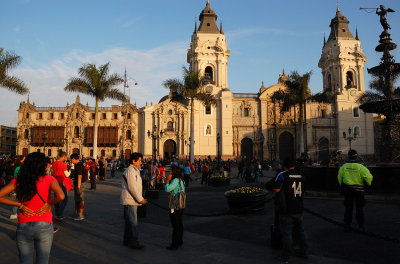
[
  {"x1": 70, "y1": 153, "x2": 86, "y2": 221},
  {"x1": 274, "y1": 157, "x2": 308, "y2": 262}
]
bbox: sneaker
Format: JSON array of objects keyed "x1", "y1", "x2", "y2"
[
  {"x1": 53, "y1": 227, "x2": 60, "y2": 233},
  {"x1": 73, "y1": 215, "x2": 85, "y2": 221},
  {"x1": 9, "y1": 214, "x2": 18, "y2": 220}
]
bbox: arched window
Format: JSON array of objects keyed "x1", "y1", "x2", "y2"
[
  {"x1": 112, "y1": 149, "x2": 117, "y2": 157},
  {"x1": 74, "y1": 126, "x2": 80, "y2": 138},
  {"x1": 353, "y1": 106, "x2": 360, "y2": 118},
  {"x1": 346, "y1": 71, "x2": 354, "y2": 88},
  {"x1": 24, "y1": 129, "x2": 29, "y2": 139},
  {"x1": 167, "y1": 121, "x2": 174, "y2": 131},
  {"x1": 205, "y1": 125, "x2": 212, "y2": 135},
  {"x1": 205, "y1": 66, "x2": 213, "y2": 84},
  {"x1": 327, "y1": 74, "x2": 332, "y2": 91},
  {"x1": 101, "y1": 149, "x2": 105, "y2": 157},
  {"x1": 354, "y1": 126, "x2": 361, "y2": 137},
  {"x1": 168, "y1": 110, "x2": 173, "y2": 115},
  {"x1": 126, "y1": 130, "x2": 131, "y2": 140}
]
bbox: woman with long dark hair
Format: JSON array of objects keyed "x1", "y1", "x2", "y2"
[
  {"x1": 0, "y1": 152, "x2": 65, "y2": 264},
  {"x1": 165, "y1": 166, "x2": 185, "y2": 250}
]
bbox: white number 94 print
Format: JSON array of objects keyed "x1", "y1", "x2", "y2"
[{"x1": 291, "y1": 182, "x2": 302, "y2": 197}]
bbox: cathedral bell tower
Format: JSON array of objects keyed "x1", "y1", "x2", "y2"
[
  {"x1": 187, "y1": 0, "x2": 230, "y2": 94},
  {"x1": 318, "y1": 8, "x2": 374, "y2": 155}
]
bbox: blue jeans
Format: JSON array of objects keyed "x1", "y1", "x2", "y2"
[
  {"x1": 54, "y1": 183, "x2": 68, "y2": 217},
  {"x1": 16, "y1": 222, "x2": 54, "y2": 264},
  {"x1": 279, "y1": 214, "x2": 307, "y2": 257},
  {"x1": 123, "y1": 205, "x2": 139, "y2": 246}
]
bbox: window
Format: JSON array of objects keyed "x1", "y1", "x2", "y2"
[
  {"x1": 101, "y1": 149, "x2": 105, "y2": 157},
  {"x1": 354, "y1": 126, "x2": 361, "y2": 137},
  {"x1": 167, "y1": 121, "x2": 174, "y2": 131},
  {"x1": 74, "y1": 126, "x2": 80, "y2": 138},
  {"x1": 76, "y1": 113, "x2": 79, "y2": 118},
  {"x1": 48, "y1": 149, "x2": 52, "y2": 157},
  {"x1": 126, "y1": 130, "x2": 131, "y2": 139},
  {"x1": 244, "y1": 108, "x2": 249, "y2": 117},
  {"x1": 39, "y1": 113, "x2": 43, "y2": 119},
  {"x1": 24, "y1": 129, "x2": 29, "y2": 139},
  {"x1": 114, "y1": 113, "x2": 118, "y2": 119},
  {"x1": 168, "y1": 110, "x2": 173, "y2": 115},
  {"x1": 26, "y1": 113, "x2": 29, "y2": 118},
  {"x1": 207, "y1": 23, "x2": 210, "y2": 26},
  {"x1": 353, "y1": 106, "x2": 360, "y2": 118},
  {"x1": 102, "y1": 113, "x2": 106, "y2": 119},
  {"x1": 127, "y1": 113, "x2": 131, "y2": 119},
  {"x1": 92, "y1": 113, "x2": 95, "y2": 119},
  {"x1": 205, "y1": 125, "x2": 212, "y2": 135},
  {"x1": 60, "y1": 113, "x2": 64, "y2": 119},
  {"x1": 346, "y1": 71, "x2": 354, "y2": 88},
  {"x1": 90, "y1": 149, "x2": 93, "y2": 157},
  {"x1": 321, "y1": 109, "x2": 327, "y2": 118},
  {"x1": 205, "y1": 66, "x2": 213, "y2": 84},
  {"x1": 205, "y1": 105, "x2": 211, "y2": 115},
  {"x1": 327, "y1": 74, "x2": 332, "y2": 91},
  {"x1": 112, "y1": 150, "x2": 117, "y2": 157}
]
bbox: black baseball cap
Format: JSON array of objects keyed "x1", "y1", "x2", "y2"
[{"x1": 348, "y1": 149, "x2": 358, "y2": 158}]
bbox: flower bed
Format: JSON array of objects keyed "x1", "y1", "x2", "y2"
[
  {"x1": 208, "y1": 175, "x2": 230, "y2": 187},
  {"x1": 224, "y1": 187, "x2": 268, "y2": 213}
]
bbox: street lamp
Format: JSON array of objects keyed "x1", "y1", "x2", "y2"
[
  {"x1": 147, "y1": 125, "x2": 164, "y2": 160},
  {"x1": 42, "y1": 129, "x2": 48, "y2": 155},
  {"x1": 343, "y1": 127, "x2": 357, "y2": 150},
  {"x1": 217, "y1": 133, "x2": 221, "y2": 162}
]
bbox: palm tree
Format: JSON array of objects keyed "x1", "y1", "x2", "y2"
[
  {"x1": 271, "y1": 71, "x2": 333, "y2": 156},
  {"x1": 64, "y1": 63, "x2": 127, "y2": 159},
  {"x1": 163, "y1": 66, "x2": 217, "y2": 163},
  {"x1": 0, "y1": 48, "x2": 29, "y2": 94}
]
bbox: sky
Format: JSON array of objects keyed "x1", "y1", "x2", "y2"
[{"x1": 1, "y1": 0, "x2": 400, "y2": 126}]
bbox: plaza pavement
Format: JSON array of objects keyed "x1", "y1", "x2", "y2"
[{"x1": 0, "y1": 169, "x2": 399, "y2": 264}]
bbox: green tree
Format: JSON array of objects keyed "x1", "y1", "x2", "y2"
[
  {"x1": 0, "y1": 48, "x2": 28, "y2": 94},
  {"x1": 271, "y1": 71, "x2": 333, "y2": 156},
  {"x1": 64, "y1": 63, "x2": 127, "y2": 159},
  {"x1": 163, "y1": 66, "x2": 217, "y2": 162}
]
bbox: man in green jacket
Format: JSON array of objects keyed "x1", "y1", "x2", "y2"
[{"x1": 338, "y1": 149, "x2": 373, "y2": 230}]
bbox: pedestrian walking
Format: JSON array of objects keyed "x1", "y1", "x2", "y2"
[
  {"x1": 0, "y1": 152, "x2": 65, "y2": 264},
  {"x1": 183, "y1": 162, "x2": 191, "y2": 187},
  {"x1": 338, "y1": 149, "x2": 373, "y2": 231},
  {"x1": 165, "y1": 166, "x2": 185, "y2": 250},
  {"x1": 89, "y1": 159, "x2": 97, "y2": 190},
  {"x1": 70, "y1": 153, "x2": 86, "y2": 221},
  {"x1": 274, "y1": 157, "x2": 308, "y2": 262},
  {"x1": 52, "y1": 152, "x2": 71, "y2": 221},
  {"x1": 201, "y1": 161, "x2": 209, "y2": 184},
  {"x1": 121, "y1": 152, "x2": 147, "y2": 249}
]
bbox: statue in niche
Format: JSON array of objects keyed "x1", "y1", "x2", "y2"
[{"x1": 206, "y1": 125, "x2": 211, "y2": 135}]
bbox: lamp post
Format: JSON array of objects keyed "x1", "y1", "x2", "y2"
[
  {"x1": 42, "y1": 129, "x2": 48, "y2": 155},
  {"x1": 147, "y1": 125, "x2": 164, "y2": 160},
  {"x1": 217, "y1": 133, "x2": 221, "y2": 162},
  {"x1": 343, "y1": 127, "x2": 357, "y2": 150}
]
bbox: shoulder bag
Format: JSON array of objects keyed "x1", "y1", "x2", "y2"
[{"x1": 168, "y1": 180, "x2": 186, "y2": 210}]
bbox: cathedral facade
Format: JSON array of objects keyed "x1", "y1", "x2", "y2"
[{"x1": 16, "y1": 2, "x2": 375, "y2": 163}]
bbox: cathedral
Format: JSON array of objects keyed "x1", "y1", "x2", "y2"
[{"x1": 16, "y1": 1, "x2": 374, "y2": 163}]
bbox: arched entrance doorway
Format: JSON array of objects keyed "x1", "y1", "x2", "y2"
[
  {"x1": 124, "y1": 149, "x2": 131, "y2": 160},
  {"x1": 279, "y1": 132, "x2": 294, "y2": 160},
  {"x1": 318, "y1": 137, "x2": 330, "y2": 165},
  {"x1": 241, "y1": 138, "x2": 253, "y2": 160},
  {"x1": 164, "y1": 139, "x2": 176, "y2": 158}
]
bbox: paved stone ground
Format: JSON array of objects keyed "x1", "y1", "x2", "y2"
[{"x1": 0, "y1": 169, "x2": 399, "y2": 264}]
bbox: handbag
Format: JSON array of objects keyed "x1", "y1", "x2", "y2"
[{"x1": 168, "y1": 180, "x2": 186, "y2": 210}]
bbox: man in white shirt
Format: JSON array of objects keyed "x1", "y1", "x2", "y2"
[{"x1": 121, "y1": 152, "x2": 147, "y2": 249}]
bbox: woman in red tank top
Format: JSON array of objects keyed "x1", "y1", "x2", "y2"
[{"x1": 0, "y1": 152, "x2": 65, "y2": 264}]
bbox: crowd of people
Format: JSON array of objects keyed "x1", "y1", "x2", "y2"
[{"x1": 0, "y1": 148, "x2": 374, "y2": 263}]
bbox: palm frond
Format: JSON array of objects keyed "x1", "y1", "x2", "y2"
[
  {"x1": 0, "y1": 75, "x2": 29, "y2": 94},
  {"x1": 310, "y1": 91, "x2": 334, "y2": 103},
  {"x1": 163, "y1": 78, "x2": 183, "y2": 94},
  {"x1": 0, "y1": 48, "x2": 22, "y2": 72},
  {"x1": 195, "y1": 91, "x2": 217, "y2": 106},
  {"x1": 357, "y1": 91, "x2": 385, "y2": 104},
  {"x1": 64, "y1": 78, "x2": 93, "y2": 95},
  {"x1": 104, "y1": 88, "x2": 128, "y2": 102}
]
